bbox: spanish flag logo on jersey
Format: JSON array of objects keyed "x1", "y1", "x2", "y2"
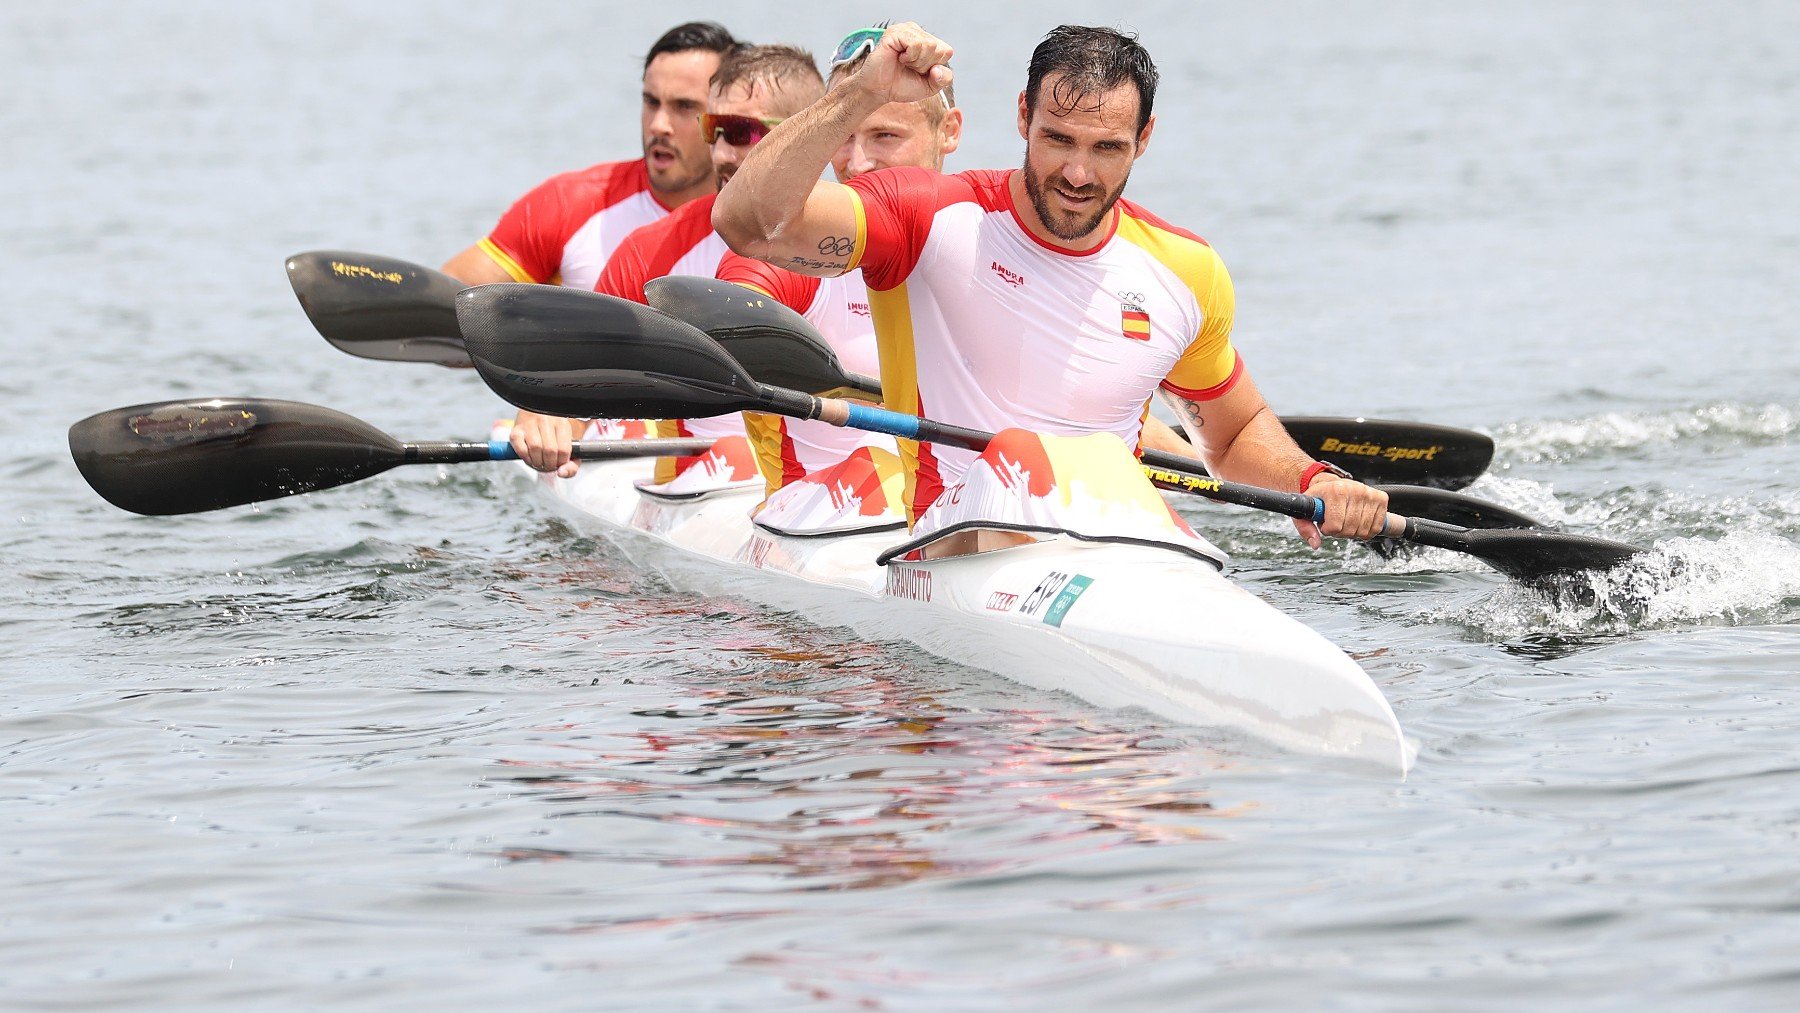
[{"x1": 1121, "y1": 305, "x2": 1151, "y2": 341}]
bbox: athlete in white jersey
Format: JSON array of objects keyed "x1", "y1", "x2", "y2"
[{"x1": 714, "y1": 23, "x2": 1389, "y2": 547}]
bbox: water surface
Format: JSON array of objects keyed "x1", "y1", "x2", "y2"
[{"x1": 4, "y1": 1, "x2": 1798, "y2": 1006}]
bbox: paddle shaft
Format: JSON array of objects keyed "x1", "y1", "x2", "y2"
[
  {"x1": 408, "y1": 436, "x2": 716, "y2": 465},
  {"x1": 555, "y1": 386, "x2": 1636, "y2": 575}
]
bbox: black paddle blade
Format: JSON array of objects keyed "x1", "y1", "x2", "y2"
[
  {"x1": 1463, "y1": 529, "x2": 1648, "y2": 582},
  {"x1": 644, "y1": 276, "x2": 882, "y2": 398},
  {"x1": 70, "y1": 398, "x2": 406, "y2": 516},
  {"x1": 1401, "y1": 517, "x2": 1647, "y2": 581},
  {"x1": 456, "y1": 284, "x2": 764, "y2": 420},
  {"x1": 286, "y1": 250, "x2": 471, "y2": 366},
  {"x1": 1282, "y1": 417, "x2": 1494, "y2": 490}
]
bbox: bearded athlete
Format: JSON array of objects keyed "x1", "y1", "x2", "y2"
[
  {"x1": 511, "y1": 45, "x2": 826, "y2": 478},
  {"x1": 712, "y1": 23, "x2": 1388, "y2": 549},
  {"x1": 439, "y1": 21, "x2": 741, "y2": 290}
]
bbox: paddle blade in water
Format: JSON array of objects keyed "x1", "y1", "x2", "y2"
[
  {"x1": 69, "y1": 398, "x2": 406, "y2": 515},
  {"x1": 286, "y1": 250, "x2": 471, "y2": 366},
  {"x1": 1400, "y1": 517, "x2": 1647, "y2": 581},
  {"x1": 1282, "y1": 417, "x2": 1494, "y2": 490},
  {"x1": 644, "y1": 276, "x2": 880, "y2": 398},
  {"x1": 1467, "y1": 528, "x2": 1648, "y2": 582},
  {"x1": 457, "y1": 284, "x2": 764, "y2": 419}
]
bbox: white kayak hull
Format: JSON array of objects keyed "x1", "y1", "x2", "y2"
[{"x1": 526, "y1": 458, "x2": 1411, "y2": 773}]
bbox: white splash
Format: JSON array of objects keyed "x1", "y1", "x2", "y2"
[
  {"x1": 1495, "y1": 402, "x2": 1797, "y2": 464},
  {"x1": 1447, "y1": 531, "x2": 1800, "y2": 638},
  {"x1": 1457, "y1": 473, "x2": 1579, "y2": 526}
]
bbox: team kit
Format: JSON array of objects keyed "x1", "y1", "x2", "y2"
[{"x1": 459, "y1": 20, "x2": 1392, "y2": 555}]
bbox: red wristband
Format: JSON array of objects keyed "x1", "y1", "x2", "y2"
[{"x1": 1299, "y1": 461, "x2": 1349, "y2": 493}]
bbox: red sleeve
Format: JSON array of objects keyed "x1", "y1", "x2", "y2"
[
  {"x1": 716, "y1": 252, "x2": 821, "y2": 313},
  {"x1": 594, "y1": 219, "x2": 659, "y2": 303},
  {"x1": 842, "y1": 166, "x2": 957, "y2": 291},
  {"x1": 483, "y1": 176, "x2": 572, "y2": 284}
]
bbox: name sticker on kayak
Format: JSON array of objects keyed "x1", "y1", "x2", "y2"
[
  {"x1": 885, "y1": 566, "x2": 934, "y2": 602},
  {"x1": 1019, "y1": 571, "x2": 1094, "y2": 627},
  {"x1": 1041, "y1": 575, "x2": 1094, "y2": 628}
]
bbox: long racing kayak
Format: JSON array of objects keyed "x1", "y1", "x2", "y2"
[{"x1": 519, "y1": 451, "x2": 1413, "y2": 774}]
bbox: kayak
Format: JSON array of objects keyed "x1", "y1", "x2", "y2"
[{"x1": 518, "y1": 451, "x2": 1413, "y2": 774}]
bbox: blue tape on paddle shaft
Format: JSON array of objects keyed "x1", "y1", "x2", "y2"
[
  {"x1": 1309, "y1": 497, "x2": 1325, "y2": 523},
  {"x1": 844, "y1": 402, "x2": 919, "y2": 439},
  {"x1": 488, "y1": 438, "x2": 517, "y2": 461}
]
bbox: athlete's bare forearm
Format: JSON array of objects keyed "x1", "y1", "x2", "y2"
[
  {"x1": 1212, "y1": 407, "x2": 1316, "y2": 489},
  {"x1": 1161, "y1": 384, "x2": 1389, "y2": 543}
]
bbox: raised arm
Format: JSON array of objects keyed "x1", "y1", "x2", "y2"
[{"x1": 713, "y1": 23, "x2": 953, "y2": 276}]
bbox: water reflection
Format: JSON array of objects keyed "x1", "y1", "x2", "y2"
[{"x1": 484, "y1": 633, "x2": 1252, "y2": 902}]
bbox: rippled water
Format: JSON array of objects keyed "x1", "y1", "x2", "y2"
[{"x1": 6, "y1": 1, "x2": 1799, "y2": 1007}]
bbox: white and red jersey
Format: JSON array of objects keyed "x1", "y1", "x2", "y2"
[
  {"x1": 715, "y1": 253, "x2": 896, "y2": 496},
  {"x1": 594, "y1": 194, "x2": 744, "y2": 479},
  {"x1": 478, "y1": 159, "x2": 673, "y2": 292},
  {"x1": 844, "y1": 167, "x2": 1240, "y2": 523}
]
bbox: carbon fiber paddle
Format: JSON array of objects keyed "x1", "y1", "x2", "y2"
[{"x1": 68, "y1": 398, "x2": 711, "y2": 516}]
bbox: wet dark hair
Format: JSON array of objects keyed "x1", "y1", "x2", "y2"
[
  {"x1": 1024, "y1": 26, "x2": 1159, "y2": 134},
  {"x1": 643, "y1": 21, "x2": 742, "y2": 72}
]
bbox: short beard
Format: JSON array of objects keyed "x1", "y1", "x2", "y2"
[
  {"x1": 645, "y1": 142, "x2": 715, "y2": 196},
  {"x1": 1021, "y1": 163, "x2": 1126, "y2": 242}
]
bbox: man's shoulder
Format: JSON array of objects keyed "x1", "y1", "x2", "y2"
[
  {"x1": 1114, "y1": 199, "x2": 1226, "y2": 284},
  {"x1": 1115, "y1": 198, "x2": 1211, "y2": 249},
  {"x1": 951, "y1": 168, "x2": 1012, "y2": 208},
  {"x1": 519, "y1": 158, "x2": 654, "y2": 212},
  {"x1": 718, "y1": 251, "x2": 821, "y2": 314}
]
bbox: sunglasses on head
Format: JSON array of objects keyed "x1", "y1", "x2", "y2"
[
  {"x1": 698, "y1": 113, "x2": 782, "y2": 146},
  {"x1": 828, "y1": 24, "x2": 952, "y2": 110},
  {"x1": 829, "y1": 26, "x2": 886, "y2": 70}
]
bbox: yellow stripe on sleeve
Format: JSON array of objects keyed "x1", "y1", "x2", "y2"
[
  {"x1": 477, "y1": 238, "x2": 537, "y2": 283},
  {"x1": 867, "y1": 282, "x2": 924, "y2": 522},
  {"x1": 844, "y1": 187, "x2": 868, "y2": 274}
]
